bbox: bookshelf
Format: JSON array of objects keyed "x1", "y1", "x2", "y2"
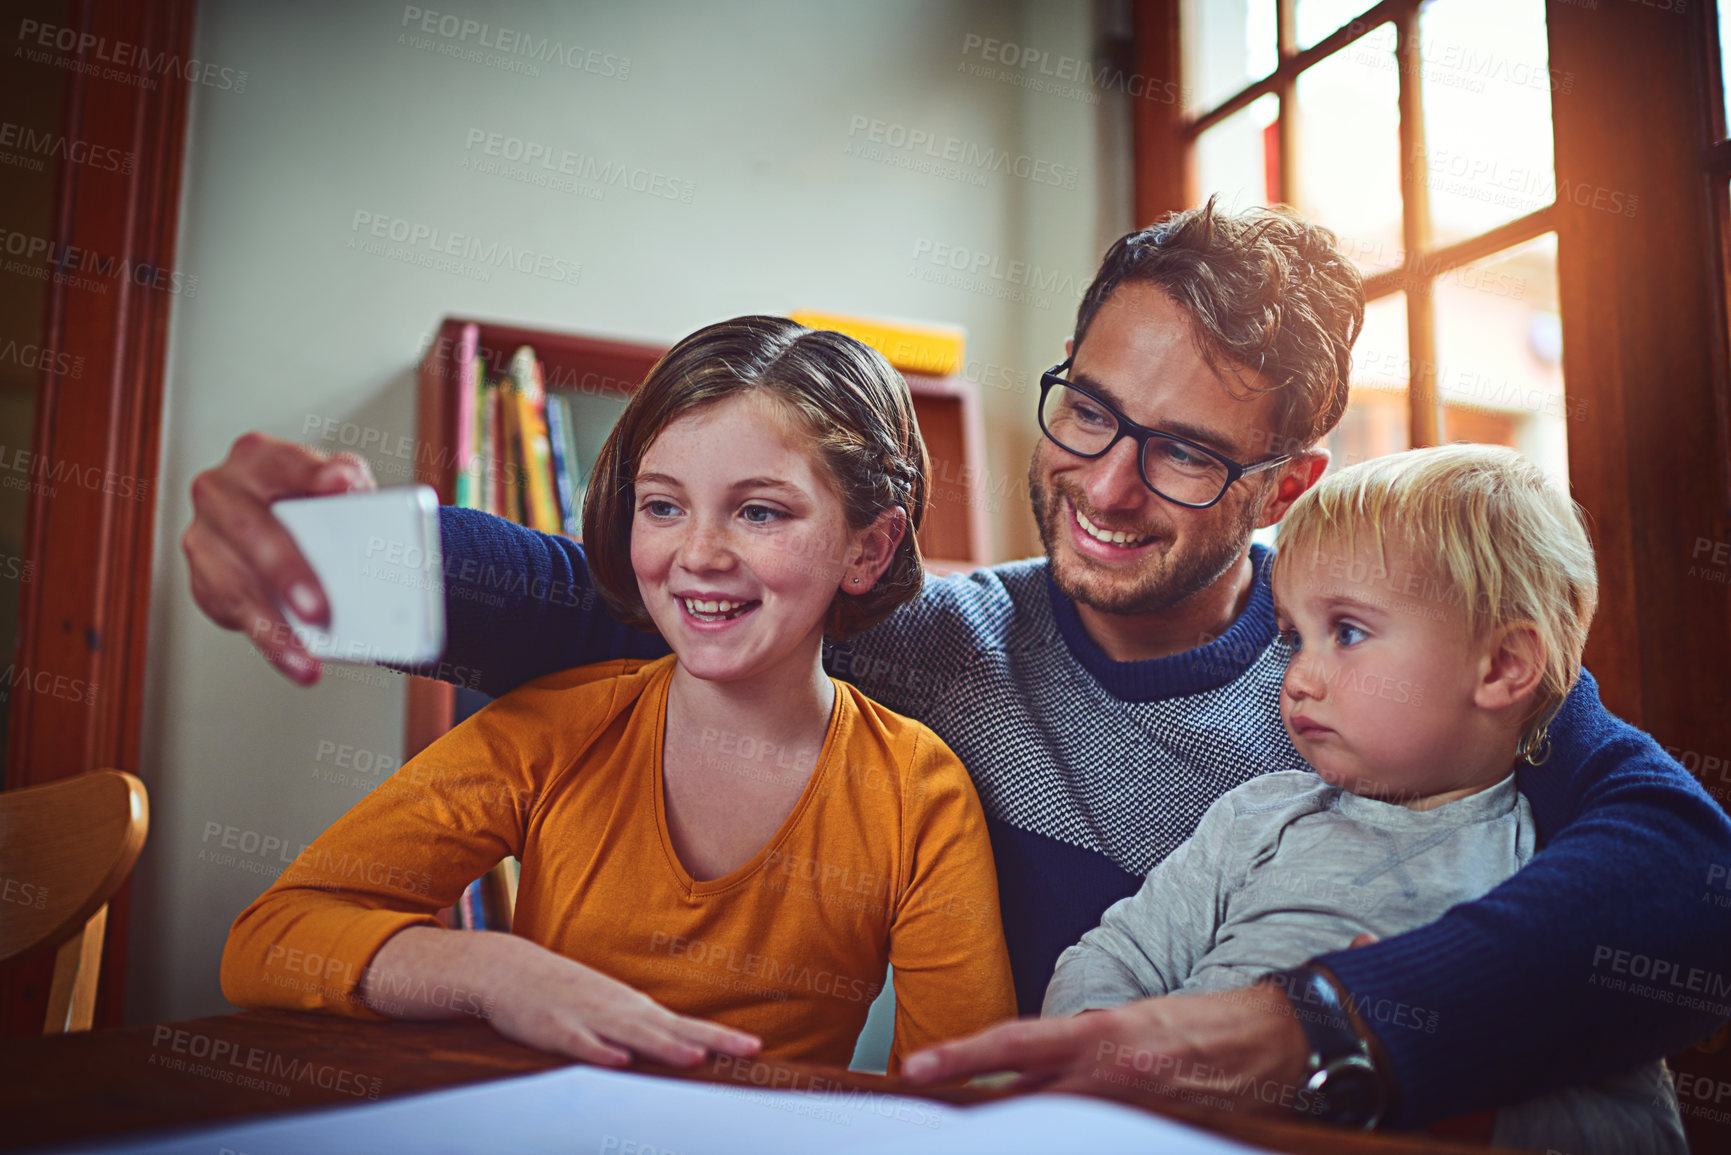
[{"x1": 405, "y1": 315, "x2": 994, "y2": 765}]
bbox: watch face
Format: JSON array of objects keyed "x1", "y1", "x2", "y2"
[{"x1": 1308, "y1": 1059, "x2": 1385, "y2": 1128}]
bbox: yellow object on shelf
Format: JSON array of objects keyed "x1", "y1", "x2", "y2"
[{"x1": 790, "y1": 310, "x2": 964, "y2": 377}]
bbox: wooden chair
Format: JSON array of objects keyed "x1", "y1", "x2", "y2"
[{"x1": 0, "y1": 771, "x2": 148, "y2": 1033}]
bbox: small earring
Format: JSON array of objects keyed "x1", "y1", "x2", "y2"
[
  {"x1": 851, "y1": 577, "x2": 861, "y2": 584},
  {"x1": 1517, "y1": 727, "x2": 1553, "y2": 767}
]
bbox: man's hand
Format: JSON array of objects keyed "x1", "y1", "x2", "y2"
[
  {"x1": 901, "y1": 984, "x2": 1313, "y2": 1117},
  {"x1": 183, "y1": 432, "x2": 377, "y2": 684}
]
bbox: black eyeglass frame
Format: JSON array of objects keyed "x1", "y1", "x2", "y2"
[{"x1": 1037, "y1": 358, "x2": 1295, "y2": 510}]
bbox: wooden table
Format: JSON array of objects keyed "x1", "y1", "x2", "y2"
[{"x1": 0, "y1": 1010, "x2": 1516, "y2": 1153}]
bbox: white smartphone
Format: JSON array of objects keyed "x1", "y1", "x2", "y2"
[{"x1": 272, "y1": 486, "x2": 446, "y2": 665}]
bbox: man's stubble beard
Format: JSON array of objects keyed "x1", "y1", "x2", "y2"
[{"x1": 1028, "y1": 454, "x2": 1263, "y2": 617}]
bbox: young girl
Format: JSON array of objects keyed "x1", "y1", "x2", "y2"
[
  {"x1": 1042, "y1": 445, "x2": 1684, "y2": 1152},
  {"x1": 221, "y1": 316, "x2": 1016, "y2": 1072}
]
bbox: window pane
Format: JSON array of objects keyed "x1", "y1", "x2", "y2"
[
  {"x1": 1194, "y1": 92, "x2": 1280, "y2": 211},
  {"x1": 1183, "y1": 0, "x2": 1277, "y2": 114},
  {"x1": 1416, "y1": 0, "x2": 1559, "y2": 246},
  {"x1": 1295, "y1": 0, "x2": 1378, "y2": 51},
  {"x1": 1295, "y1": 31, "x2": 1403, "y2": 276},
  {"x1": 1327, "y1": 291, "x2": 1410, "y2": 470},
  {"x1": 1720, "y1": 0, "x2": 1731, "y2": 135},
  {"x1": 1432, "y1": 233, "x2": 1570, "y2": 487}
]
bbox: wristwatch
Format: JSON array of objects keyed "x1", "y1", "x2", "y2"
[{"x1": 1265, "y1": 964, "x2": 1388, "y2": 1128}]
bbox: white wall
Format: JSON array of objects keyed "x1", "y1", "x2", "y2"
[{"x1": 132, "y1": 0, "x2": 1127, "y2": 1023}]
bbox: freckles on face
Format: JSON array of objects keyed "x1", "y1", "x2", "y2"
[{"x1": 627, "y1": 392, "x2": 855, "y2": 680}]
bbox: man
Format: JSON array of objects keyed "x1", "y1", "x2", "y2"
[{"x1": 186, "y1": 200, "x2": 1730, "y2": 1131}]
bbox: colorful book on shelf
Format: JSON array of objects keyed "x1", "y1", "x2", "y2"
[
  {"x1": 463, "y1": 352, "x2": 487, "y2": 509},
  {"x1": 452, "y1": 324, "x2": 480, "y2": 508},
  {"x1": 499, "y1": 383, "x2": 523, "y2": 524},
  {"x1": 556, "y1": 393, "x2": 585, "y2": 534},
  {"x1": 509, "y1": 345, "x2": 563, "y2": 534},
  {"x1": 544, "y1": 391, "x2": 580, "y2": 538},
  {"x1": 452, "y1": 343, "x2": 568, "y2": 534},
  {"x1": 477, "y1": 860, "x2": 515, "y2": 931},
  {"x1": 457, "y1": 875, "x2": 486, "y2": 930},
  {"x1": 456, "y1": 860, "x2": 518, "y2": 930},
  {"x1": 480, "y1": 380, "x2": 502, "y2": 516}
]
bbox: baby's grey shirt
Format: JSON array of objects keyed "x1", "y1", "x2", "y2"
[{"x1": 1044, "y1": 770, "x2": 1683, "y2": 1155}]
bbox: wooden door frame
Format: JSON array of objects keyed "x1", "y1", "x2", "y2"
[
  {"x1": 1, "y1": 0, "x2": 194, "y2": 1033},
  {"x1": 1130, "y1": 0, "x2": 1186, "y2": 226},
  {"x1": 1544, "y1": 0, "x2": 1731, "y2": 772}
]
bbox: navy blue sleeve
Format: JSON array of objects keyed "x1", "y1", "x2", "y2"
[
  {"x1": 417, "y1": 506, "x2": 669, "y2": 698},
  {"x1": 1317, "y1": 669, "x2": 1731, "y2": 1128}
]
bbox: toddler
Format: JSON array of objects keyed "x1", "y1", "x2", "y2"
[{"x1": 1045, "y1": 444, "x2": 1684, "y2": 1152}]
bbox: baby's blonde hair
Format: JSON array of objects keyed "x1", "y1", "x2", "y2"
[{"x1": 1272, "y1": 444, "x2": 1599, "y2": 755}]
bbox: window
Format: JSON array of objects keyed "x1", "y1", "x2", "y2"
[
  {"x1": 1708, "y1": 0, "x2": 1731, "y2": 332},
  {"x1": 1183, "y1": 0, "x2": 1570, "y2": 484}
]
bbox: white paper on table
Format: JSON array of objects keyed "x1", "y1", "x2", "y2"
[
  {"x1": 832, "y1": 1093, "x2": 1281, "y2": 1154},
  {"x1": 39, "y1": 1064, "x2": 1278, "y2": 1155}
]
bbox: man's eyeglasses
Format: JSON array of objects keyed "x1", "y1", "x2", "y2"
[{"x1": 1037, "y1": 359, "x2": 1293, "y2": 509}]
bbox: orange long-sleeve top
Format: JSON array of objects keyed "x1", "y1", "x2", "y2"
[{"x1": 221, "y1": 656, "x2": 1015, "y2": 1070}]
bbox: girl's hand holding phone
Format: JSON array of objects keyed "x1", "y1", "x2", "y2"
[{"x1": 363, "y1": 926, "x2": 761, "y2": 1068}]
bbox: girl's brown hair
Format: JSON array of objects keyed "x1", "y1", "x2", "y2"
[{"x1": 582, "y1": 315, "x2": 928, "y2": 641}]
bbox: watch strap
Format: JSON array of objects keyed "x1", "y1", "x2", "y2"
[
  {"x1": 1267, "y1": 963, "x2": 1388, "y2": 1128},
  {"x1": 1271, "y1": 963, "x2": 1363, "y2": 1063}
]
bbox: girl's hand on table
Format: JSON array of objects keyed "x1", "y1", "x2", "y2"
[{"x1": 481, "y1": 937, "x2": 762, "y2": 1068}]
